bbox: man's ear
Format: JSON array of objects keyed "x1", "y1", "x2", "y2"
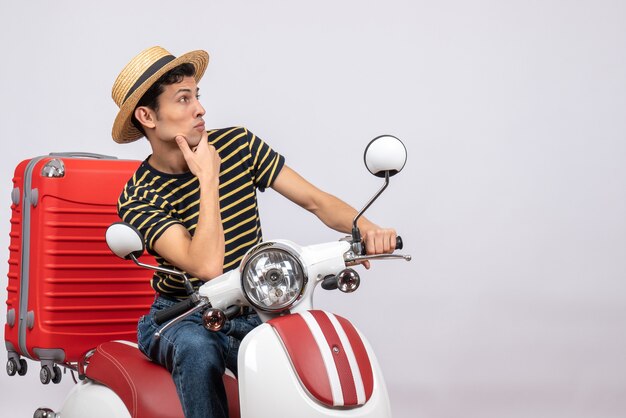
[{"x1": 134, "y1": 106, "x2": 156, "y2": 130}]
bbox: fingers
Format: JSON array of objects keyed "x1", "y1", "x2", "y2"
[
  {"x1": 175, "y1": 133, "x2": 221, "y2": 183},
  {"x1": 175, "y1": 135, "x2": 194, "y2": 159},
  {"x1": 176, "y1": 133, "x2": 213, "y2": 164},
  {"x1": 364, "y1": 228, "x2": 397, "y2": 255},
  {"x1": 193, "y1": 130, "x2": 210, "y2": 152}
]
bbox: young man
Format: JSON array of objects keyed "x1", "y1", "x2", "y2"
[{"x1": 111, "y1": 46, "x2": 397, "y2": 418}]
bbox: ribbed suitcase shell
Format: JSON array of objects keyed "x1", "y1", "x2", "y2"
[{"x1": 5, "y1": 154, "x2": 155, "y2": 371}]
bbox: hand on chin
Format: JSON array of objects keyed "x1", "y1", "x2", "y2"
[{"x1": 175, "y1": 132, "x2": 202, "y2": 149}]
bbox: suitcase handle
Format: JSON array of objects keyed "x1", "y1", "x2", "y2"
[{"x1": 48, "y1": 152, "x2": 118, "y2": 160}]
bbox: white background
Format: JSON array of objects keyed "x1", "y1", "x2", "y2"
[{"x1": 1, "y1": 1, "x2": 626, "y2": 417}]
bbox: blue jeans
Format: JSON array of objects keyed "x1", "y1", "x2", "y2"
[{"x1": 137, "y1": 296, "x2": 261, "y2": 418}]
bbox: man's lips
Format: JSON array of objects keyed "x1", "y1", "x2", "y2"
[{"x1": 194, "y1": 121, "x2": 205, "y2": 130}]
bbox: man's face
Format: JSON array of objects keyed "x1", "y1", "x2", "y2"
[{"x1": 151, "y1": 76, "x2": 206, "y2": 147}]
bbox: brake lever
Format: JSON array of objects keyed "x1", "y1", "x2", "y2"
[
  {"x1": 345, "y1": 253, "x2": 412, "y2": 265},
  {"x1": 154, "y1": 297, "x2": 210, "y2": 340}
]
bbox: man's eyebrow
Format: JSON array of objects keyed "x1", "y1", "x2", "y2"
[{"x1": 175, "y1": 87, "x2": 200, "y2": 95}]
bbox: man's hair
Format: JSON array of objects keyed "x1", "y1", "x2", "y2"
[{"x1": 131, "y1": 63, "x2": 196, "y2": 136}]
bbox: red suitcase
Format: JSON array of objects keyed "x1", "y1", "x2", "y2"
[{"x1": 4, "y1": 152, "x2": 155, "y2": 384}]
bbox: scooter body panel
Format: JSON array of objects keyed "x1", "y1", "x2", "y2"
[
  {"x1": 238, "y1": 319, "x2": 391, "y2": 418},
  {"x1": 59, "y1": 380, "x2": 131, "y2": 418}
]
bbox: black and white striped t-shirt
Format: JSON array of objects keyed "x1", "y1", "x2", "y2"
[{"x1": 117, "y1": 126, "x2": 285, "y2": 298}]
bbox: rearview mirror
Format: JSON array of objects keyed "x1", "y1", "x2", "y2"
[
  {"x1": 105, "y1": 222, "x2": 145, "y2": 260},
  {"x1": 364, "y1": 135, "x2": 407, "y2": 178}
]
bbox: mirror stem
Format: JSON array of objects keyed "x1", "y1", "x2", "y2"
[
  {"x1": 351, "y1": 171, "x2": 390, "y2": 250},
  {"x1": 129, "y1": 254, "x2": 195, "y2": 296}
]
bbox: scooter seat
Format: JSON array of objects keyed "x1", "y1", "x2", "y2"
[{"x1": 86, "y1": 341, "x2": 240, "y2": 418}]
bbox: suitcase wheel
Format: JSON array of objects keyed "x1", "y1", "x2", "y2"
[
  {"x1": 18, "y1": 359, "x2": 28, "y2": 376},
  {"x1": 39, "y1": 364, "x2": 62, "y2": 384},
  {"x1": 6, "y1": 359, "x2": 17, "y2": 376},
  {"x1": 40, "y1": 366, "x2": 51, "y2": 384},
  {"x1": 51, "y1": 365, "x2": 62, "y2": 384},
  {"x1": 6, "y1": 358, "x2": 28, "y2": 376}
]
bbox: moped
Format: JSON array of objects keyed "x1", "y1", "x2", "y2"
[{"x1": 34, "y1": 134, "x2": 411, "y2": 418}]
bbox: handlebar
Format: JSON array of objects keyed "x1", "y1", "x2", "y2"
[
  {"x1": 361, "y1": 235, "x2": 403, "y2": 255},
  {"x1": 344, "y1": 234, "x2": 411, "y2": 266},
  {"x1": 154, "y1": 298, "x2": 198, "y2": 325}
]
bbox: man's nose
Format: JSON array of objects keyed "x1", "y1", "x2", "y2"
[{"x1": 195, "y1": 100, "x2": 206, "y2": 117}]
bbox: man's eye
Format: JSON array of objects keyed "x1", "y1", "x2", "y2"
[{"x1": 196, "y1": 94, "x2": 201, "y2": 100}]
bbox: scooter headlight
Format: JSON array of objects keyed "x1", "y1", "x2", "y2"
[{"x1": 241, "y1": 244, "x2": 306, "y2": 312}]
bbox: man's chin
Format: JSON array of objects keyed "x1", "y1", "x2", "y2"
[
  {"x1": 179, "y1": 132, "x2": 201, "y2": 147},
  {"x1": 188, "y1": 134, "x2": 203, "y2": 147}
]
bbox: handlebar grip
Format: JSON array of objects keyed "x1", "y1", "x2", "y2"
[
  {"x1": 154, "y1": 298, "x2": 197, "y2": 326},
  {"x1": 321, "y1": 275, "x2": 339, "y2": 290},
  {"x1": 361, "y1": 235, "x2": 403, "y2": 255}
]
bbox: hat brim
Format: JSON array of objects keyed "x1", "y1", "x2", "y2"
[{"x1": 112, "y1": 50, "x2": 209, "y2": 143}]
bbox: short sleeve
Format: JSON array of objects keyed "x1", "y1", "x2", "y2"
[
  {"x1": 244, "y1": 128, "x2": 285, "y2": 191},
  {"x1": 117, "y1": 185, "x2": 182, "y2": 255}
]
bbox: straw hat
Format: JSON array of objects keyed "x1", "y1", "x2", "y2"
[{"x1": 111, "y1": 46, "x2": 209, "y2": 143}]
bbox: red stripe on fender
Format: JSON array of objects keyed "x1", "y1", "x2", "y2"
[
  {"x1": 335, "y1": 315, "x2": 374, "y2": 401},
  {"x1": 269, "y1": 314, "x2": 333, "y2": 405},
  {"x1": 309, "y1": 310, "x2": 359, "y2": 406}
]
